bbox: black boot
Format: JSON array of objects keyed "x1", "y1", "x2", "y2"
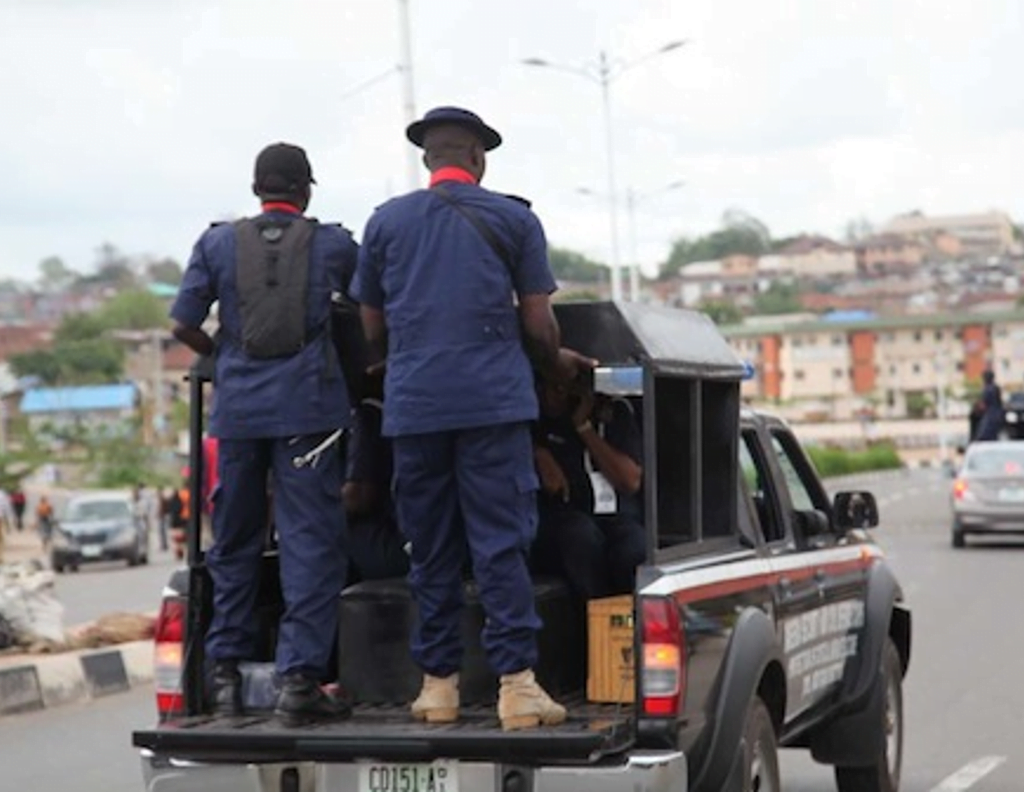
[
  {"x1": 274, "y1": 673, "x2": 352, "y2": 727},
  {"x1": 210, "y1": 660, "x2": 242, "y2": 717}
]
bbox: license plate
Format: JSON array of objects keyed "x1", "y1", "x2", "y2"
[
  {"x1": 358, "y1": 760, "x2": 458, "y2": 792},
  {"x1": 81, "y1": 545, "x2": 102, "y2": 558},
  {"x1": 999, "y1": 488, "x2": 1024, "y2": 502}
]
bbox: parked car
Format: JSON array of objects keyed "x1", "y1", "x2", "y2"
[
  {"x1": 51, "y1": 491, "x2": 149, "y2": 572},
  {"x1": 1002, "y1": 391, "x2": 1024, "y2": 440},
  {"x1": 951, "y1": 441, "x2": 1024, "y2": 547}
]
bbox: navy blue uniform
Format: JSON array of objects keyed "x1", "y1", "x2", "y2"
[
  {"x1": 171, "y1": 209, "x2": 355, "y2": 678},
  {"x1": 532, "y1": 398, "x2": 645, "y2": 599},
  {"x1": 976, "y1": 381, "x2": 1005, "y2": 441},
  {"x1": 351, "y1": 177, "x2": 556, "y2": 677},
  {"x1": 345, "y1": 399, "x2": 409, "y2": 581}
]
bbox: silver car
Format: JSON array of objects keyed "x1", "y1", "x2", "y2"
[
  {"x1": 951, "y1": 441, "x2": 1024, "y2": 547},
  {"x1": 50, "y1": 491, "x2": 149, "y2": 572}
]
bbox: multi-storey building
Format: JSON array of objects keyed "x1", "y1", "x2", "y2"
[
  {"x1": 725, "y1": 309, "x2": 1024, "y2": 418},
  {"x1": 883, "y1": 211, "x2": 1017, "y2": 259}
]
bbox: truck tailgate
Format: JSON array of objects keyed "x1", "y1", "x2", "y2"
[{"x1": 133, "y1": 697, "x2": 634, "y2": 764}]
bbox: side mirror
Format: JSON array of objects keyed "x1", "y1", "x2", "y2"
[
  {"x1": 794, "y1": 508, "x2": 831, "y2": 537},
  {"x1": 834, "y1": 491, "x2": 879, "y2": 530}
]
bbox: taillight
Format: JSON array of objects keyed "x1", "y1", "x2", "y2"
[
  {"x1": 953, "y1": 479, "x2": 970, "y2": 501},
  {"x1": 640, "y1": 596, "x2": 684, "y2": 717},
  {"x1": 154, "y1": 597, "x2": 185, "y2": 719}
]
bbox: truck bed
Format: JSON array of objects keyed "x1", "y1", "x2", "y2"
[{"x1": 133, "y1": 696, "x2": 634, "y2": 764}]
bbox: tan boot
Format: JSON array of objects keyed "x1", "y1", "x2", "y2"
[
  {"x1": 410, "y1": 673, "x2": 459, "y2": 723},
  {"x1": 498, "y1": 669, "x2": 567, "y2": 731}
]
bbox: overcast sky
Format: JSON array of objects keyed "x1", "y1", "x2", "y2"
[{"x1": 1, "y1": 0, "x2": 1021, "y2": 283}]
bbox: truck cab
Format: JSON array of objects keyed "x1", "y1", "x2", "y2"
[{"x1": 134, "y1": 301, "x2": 910, "y2": 792}]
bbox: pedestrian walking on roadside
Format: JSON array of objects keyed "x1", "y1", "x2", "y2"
[
  {"x1": 171, "y1": 142, "x2": 356, "y2": 726},
  {"x1": 35, "y1": 495, "x2": 54, "y2": 552},
  {"x1": 352, "y1": 106, "x2": 593, "y2": 730},
  {"x1": 10, "y1": 488, "x2": 26, "y2": 532},
  {"x1": 972, "y1": 369, "x2": 1005, "y2": 442}
]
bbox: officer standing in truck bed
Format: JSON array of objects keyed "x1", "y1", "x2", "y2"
[
  {"x1": 171, "y1": 143, "x2": 355, "y2": 727},
  {"x1": 352, "y1": 106, "x2": 592, "y2": 730}
]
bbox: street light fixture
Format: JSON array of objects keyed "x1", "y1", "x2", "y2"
[{"x1": 523, "y1": 39, "x2": 689, "y2": 301}]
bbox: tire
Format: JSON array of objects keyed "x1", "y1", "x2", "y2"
[
  {"x1": 952, "y1": 523, "x2": 966, "y2": 549},
  {"x1": 52, "y1": 562, "x2": 64, "y2": 574},
  {"x1": 835, "y1": 639, "x2": 903, "y2": 792},
  {"x1": 743, "y1": 697, "x2": 780, "y2": 792}
]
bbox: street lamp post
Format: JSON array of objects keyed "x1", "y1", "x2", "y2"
[
  {"x1": 523, "y1": 40, "x2": 688, "y2": 302},
  {"x1": 397, "y1": 0, "x2": 419, "y2": 190},
  {"x1": 626, "y1": 180, "x2": 686, "y2": 301}
]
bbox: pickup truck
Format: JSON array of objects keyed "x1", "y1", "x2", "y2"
[{"x1": 133, "y1": 300, "x2": 911, "y2": 792}]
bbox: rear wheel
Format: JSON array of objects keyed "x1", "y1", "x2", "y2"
[
  {"x1": 952, "y1": 520, "x2": 966, "y2": 548},
  {"x1": 835, "y1": 639, "x2": 903, "y2": 792},
  {"x1": 743, "y1": 697, "x2": 780, "y2": 792}
]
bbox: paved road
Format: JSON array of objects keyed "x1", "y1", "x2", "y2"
[
  {"x1": 52, "y1": 545, "x2": 180, "y2": 626},
  {"x1": 4, "y1": 469, "x2": 1024, "y2": 791}
]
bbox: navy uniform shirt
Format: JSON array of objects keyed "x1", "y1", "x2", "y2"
[
  {"x1": 171, "y1": 209, "x2": 357, "y2": 439},
  {"x1": 351, "y1": 175, "x2": 557, "y2": 437},
  {"x1": 534, "y1": 398, "x2": 642, "y2": 517}
]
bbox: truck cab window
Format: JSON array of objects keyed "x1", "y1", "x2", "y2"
[
  {"x1": 768, "y1": 431, "x2": 832, "y2": 540},
  {"x1": 740, "y1": 429, "x2": 785, "y2": 544}
]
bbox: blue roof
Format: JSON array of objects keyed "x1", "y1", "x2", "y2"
[
  {"x1": 147, "y1": 282, "x2": 179, "y2": 298},
  {"x1": 20, "y1": 384, "x2": 137, "y2": 414},
  {"x1": 823, "y1": 310, "x2": 876, "y2": 323}
]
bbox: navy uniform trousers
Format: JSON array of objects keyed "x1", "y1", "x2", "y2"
[
  {"x1": 205, "y1": 433, "x2": 347, "y2": 678},
  {"x1": 392, "y1": 421, "x2": 542, "y2": 677}
]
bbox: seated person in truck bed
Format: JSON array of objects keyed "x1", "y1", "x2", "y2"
[
  {"x1": 343, "y1": 387, "x2": 410, "y2": 583},
  {"x1": 531, "y1": 374, "x2": 645, "y2": 600}
]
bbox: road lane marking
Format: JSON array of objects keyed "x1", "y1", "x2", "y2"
[{"x1": 930, "y1": 756, "x2": 1007, "y2": 791}]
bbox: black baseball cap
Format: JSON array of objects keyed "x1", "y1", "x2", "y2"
[{"x1": 253, "y1": 142, "x2": 316, "y2": 193}]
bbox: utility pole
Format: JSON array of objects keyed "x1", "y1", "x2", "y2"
[
  {"x1": 598, "y1": 51, "x2": 622, "y2": 301},
  {"x1": 397, "y1": 0, "x2": 419, "y2": 191},
  {"x1": 152, "y1": 330, "x2": 165, "y2": 446}
]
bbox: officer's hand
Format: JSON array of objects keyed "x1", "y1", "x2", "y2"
[
  {"x1": 534, "y1": 446, "x2": 569, "y2": 500},
  {"x1": 553, "y1": 347, "x2": 597, "y2": 383},
  {"x1": 572, "y1": 389, "x2": 595, "y2": 428}
]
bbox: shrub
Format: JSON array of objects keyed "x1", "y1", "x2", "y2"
[{"x1": 806, "y1": 442, "x2": 902, "y2": 478}]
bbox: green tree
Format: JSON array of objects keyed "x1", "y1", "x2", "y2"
[
  {"x1": 145, "y1": 257, "x2": 184, "y2": 285},
  {"x1": 84, "y1": 242, "x2": 137, "y2": 289},
  {"x1": 548, "y1": 247, "x2": 604, "y2": 283},
  {"x1": 660, "y1": 209, "x2": 772, "y2": 278},
  {"x1": 54, "y1": 312, "x2": 107, "y2": 344},
  {"x1": 38, "y1": 255, "x2": 77, "y2": 290},
  {"x1": 752, "y1": 282, "x2": 802, "y2": 315},
  {"x1": 8, "y1": 349, "x2": 60, "y2": 384},
  {"x1": 53, "y1": 339, "x2": 125, "y2": 384},
  {"x1": 700, "y1": 300, "x2": 743, "y2": 325},
  {"x1": 99, "y1": 289, "x2": 168, "y2": 330}
]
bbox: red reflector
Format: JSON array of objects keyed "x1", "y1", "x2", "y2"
[
  {"x1": 157, "y1": 692, "x2": 184, "y2": 717},
  {"x1": 641, "y1": 597, "x2": 684, "y2": 718},
  {"x1": 642, "y1": 598, "x2": 680, "y2": 644},
  {"x1": 155, "y1": 598, "x2": 185, "y2": 643},
  {"x1": 644, "y1": 697, "x2": 677, "y2": 716}
]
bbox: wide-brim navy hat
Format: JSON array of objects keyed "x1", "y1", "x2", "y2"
[{"x1": 406, "y1": 106, "x2": 502, "y2": 151}]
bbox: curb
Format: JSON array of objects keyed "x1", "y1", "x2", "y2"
[{"x1": 0, "y1": 639, "x2": 153, "y2": 717}]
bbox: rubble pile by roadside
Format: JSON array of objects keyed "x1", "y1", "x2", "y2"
[{"x1": 0, "y1": 560, "x2": 155, "y2": 655}]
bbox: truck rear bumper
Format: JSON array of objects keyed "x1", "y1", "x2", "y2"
[{"x1": 141, "y1": 748, "x2": 688, "y2": 792}]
